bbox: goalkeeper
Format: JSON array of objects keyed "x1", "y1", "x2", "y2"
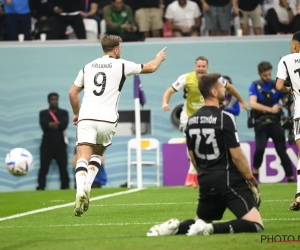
[
  {"x1": 149, "y1": 73, "x2": 263, "y2": 236},
  {"x1": 162, "y1": 56, "x2": 248, "y2": 188}
]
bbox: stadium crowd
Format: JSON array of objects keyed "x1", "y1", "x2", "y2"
[{"x1": 0, "y1": 0, "x2": 300, "y2": 41}]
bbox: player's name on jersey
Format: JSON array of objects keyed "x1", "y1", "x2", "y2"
[
  {"x1": 294, "y1": 59, "x2": 300, "y2": 63},
  {"x1": 91, "y1": 63, "x2": 113, "y2": 69},
  {"x1": 188, "y1": 115, "x2": 217, "y2": 125}
]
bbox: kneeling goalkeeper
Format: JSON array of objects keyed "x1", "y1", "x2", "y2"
[{"x1": 147, "y1": 73, "x2": 263, "y2": 236}]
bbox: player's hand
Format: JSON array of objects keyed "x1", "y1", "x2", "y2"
[
  {"x1": 156, "y1": 47, "x2": 167, "y2": 62},
  {"x1": 280, "y1": 0, "x2": 289, "y2": 8},
  {"x1": 72, "y1": 114, "x2": 79, "y2": 125},
  {"x1": 246, "y1": 177, "x2": 261, "y2": 207},
  {"x1": 181, "y1": 26, "x2": 191, "y2": 33},
  {"x1": 49, "y1": 122, "x2": 60, "y2": 129},
  {"x1": 271, "y1": 104, "x2": 281, "y2": 114},
  {"x1": 80, "y1": 12, "x2": 88, "y2": 18},
  {"x1": 240, "y1": 101, "x2": 248, "y2": 111},
  {"x1": 233, "y1": 6, "x2": 241, "y2": 15},
  {"x1": 162, "y1": 103, "x2": 170, "y2": 111},
  {"x1": 54, "y1": 6, "x2": 63, "y2": 13}
]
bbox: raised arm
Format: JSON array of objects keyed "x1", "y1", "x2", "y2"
[
  {"x1": 141, "y1": 47, "x2": 167, "y2": 73},
  {"x1": 162, "y1": 74, "x2": 186, "y2": 111},
  {"x1": 225, "y1": 82, "x2": 248, "y2": 110}
]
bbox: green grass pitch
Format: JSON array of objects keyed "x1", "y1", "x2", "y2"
[{"x1": 0, "y1": 184, "x2": 299, "y2": 250}]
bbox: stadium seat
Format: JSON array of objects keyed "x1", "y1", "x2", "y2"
[
  {"x1": 127, "y1": 138, "x2": 160, "y2": 188},
  {"x1": 66, "y1": 26, "x2": 76, "y2": 39},
  {"x1": 200, "y1": 17, "x2": 208, "y2": 36},
  {"x1": 67, "y1": 19, "x2": 99, "y2": 40},
  {"x1": 83, "y1": 19, "x2": 98, "y2": 40},
  {"x1": 163, "y1": 21, "x2": 173, "y2": 37},
  {"x1": 168, "y1": 138, "x2": 186, "y2": 144},
  {"x1": 100, "y1": 19, "x2": 106, "y2": 38}
]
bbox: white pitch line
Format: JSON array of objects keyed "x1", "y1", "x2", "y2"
[
  {"x1": 0, "y1": 218, "x2": 298, "y2": 229},
  {"x1": 0, "y1": 222, "x2": 160, "y2": 229},
  {"x1": 0, "y1": 188, "x2": 145, "y2": 222},
  {"x1": 91, "y1": 199, "x2": 292, "y2": 207}
]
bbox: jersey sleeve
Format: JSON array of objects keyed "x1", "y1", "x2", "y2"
[
  {"x1": 222, "y1": 112, "x2": 240, "y2": 148},
  {"x1": 123, "y1": 60, "x2": 143, "y2": 77},
  {"x1": 249, "y1": 83, "x2": 258, "y2": 96},
  {"x1": 276, "y1": 57, "x2": 288, "y2": 80},
  {"x1": 171, "y1": 74, "x2": 186, "y2": 91},
  {"x1": 74, "y1": 68, "x2": 84, "y2": 87}
]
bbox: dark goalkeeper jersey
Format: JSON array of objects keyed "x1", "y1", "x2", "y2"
[{"x1": 185, "y1": 106, "x2": 240, "y2": 176}]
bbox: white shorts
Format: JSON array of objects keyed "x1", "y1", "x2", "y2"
[{"x1": 76, "y1": 120, "x2": 117, "y2": 146}]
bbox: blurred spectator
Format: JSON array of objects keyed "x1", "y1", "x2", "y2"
[
  {"x1": 3, "y1": 0, "x2": 31, "y2": 41},
  {"x1": 232, "y1": 0, "x2": 262, "y2": 35},
  {"x1": 201, "y1": 0, "x2": 231, "y2": 36},
  {"x1": 37, "y1": 93, "x2": 69, "y2": 191},
  {"x1": 265, "y1": 0, "x2": 300, "y2": 34},
  {"x1": 222, "y1": 76, "x2": 240, "y2": 116},
  {"x1": 103, "y1": 0, "x2": 142, "y2": 41},
  {"x1": 52, "y1": 0, "x2": 86, "y2": 39},
  {"x1": 124, "y1": 0, "x2": 139, "y2": 13},
  {"x1": 164, "y1": 0, "x2": 202, "y2": 11},
  {"x1": 81, "y1": 0, "x2": 101, "y2": 35},
  {"x1": 0, "y1": 1, "x2": 4, "y2": 40},
  {"x1": 165, "y1": 0, "x2": 201, "y2": 37},
  {"x1": 135, "y1": 0, "x2": 164, "y2": 38},
  {"x1": 81, "y1": 0, "x2": 100, "y2": 23},
  {"x1": 29, "y1": 0, "x2": 56, "y2": 40}
]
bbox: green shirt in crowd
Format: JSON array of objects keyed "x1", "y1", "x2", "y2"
[{"x1": 103, "y1": 4, "x2": 135, "y2": 35}]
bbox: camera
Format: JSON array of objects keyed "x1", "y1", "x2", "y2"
[
  {"x1": 280, "y1": 83, "x2": 295, "y2": 145},
  {"x1": 280, "y1": 116, "x2": 293, "y2": 130},
  {"x1": 247, "y1": 110, "x2": 255, "y2": 128}
]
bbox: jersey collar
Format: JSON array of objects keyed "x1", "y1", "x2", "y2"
[{"x1": 102, "y1": 55, "x2": 115, "y2": 59}]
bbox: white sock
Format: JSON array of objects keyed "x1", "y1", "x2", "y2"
[
  {"x1": 297, "y1": 160, "x2": 300, "y2": 195},
  {"x1": 85, "y1": 155, "x2": 101, "y2": 189},
  {"x1": 188, "y1": 161, "x2": 197, "y2": 174},
  {"x1": 186, "y1": 147, "x2": 197, "y2": 175},
  {"x1": 75, "y1": 159, "x2": 88, "y2": 193}
]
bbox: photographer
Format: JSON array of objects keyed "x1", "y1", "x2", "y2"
[{"x1": 249, "y1": 61, "x2": 294, "y2": 182}]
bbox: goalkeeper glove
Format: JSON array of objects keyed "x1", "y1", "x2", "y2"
[{"x1": 246, "y1": 177, "x2": 261, "y2": 207}]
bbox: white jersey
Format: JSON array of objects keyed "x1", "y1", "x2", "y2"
[
  {"x1": 74, "y1": 55, "x2": 143, "y2": 123},
  {"x1": 276, "y1": 53, "x2": 300, "y2": 118}
]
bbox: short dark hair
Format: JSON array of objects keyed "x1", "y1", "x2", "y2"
[
  {"x1": 222, "y1": 75, "x2": 232, "y2": 84},
  {"x1": 48, "y1": 92, "x2": 59, "y2": 101},
  {"x1": 100, "y1": 35, "x2": 122, "y2": 52},
  {"x1": 198, "y1": 73, "x2": 222, "y2": 99},
  {"x1": 258, "y1": 61, "x2": 272, "y2": 74},
  {"x1": 195, "y1": 56, "x2": 208, "y2": 65},
  {"x1": 292, "y1": 31, "x2": 300, "y2": 43}
]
